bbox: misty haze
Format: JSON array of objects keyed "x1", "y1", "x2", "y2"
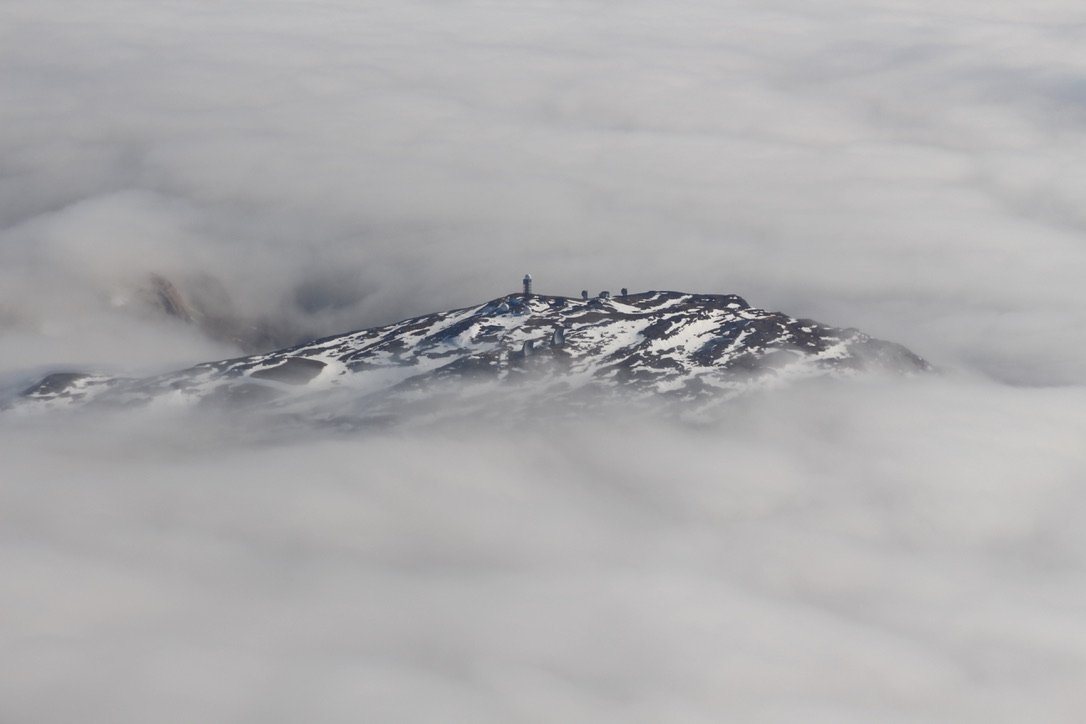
[{"x1": 3, "y1": 1, "x2": 1086, "y2": 722}]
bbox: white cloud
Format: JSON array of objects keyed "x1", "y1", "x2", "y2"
[
  {"x1": 2, "y1": 0, "x2": 1085, "y2": 376},
  {"x1": 2, "y1": 0, "x2": 1086, "y2": 720},
  {"x1": 3, "y1": 379, "x2": 1086, "y2": 722}
]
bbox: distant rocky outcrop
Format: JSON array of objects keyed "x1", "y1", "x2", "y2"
[{"x1": 133, "y1": 272, "x2": 294, "y2": 353}]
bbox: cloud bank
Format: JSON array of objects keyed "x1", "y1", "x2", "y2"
[
  {"x1": 2, "y1": 0, "x2": 1086, "y2": 721},
  {"x1": 4, "y1": 379, "x2": 1086, "y2": 723},
  {"x1": 2, "y1": 0, "x2": 1085, "y2": 378}
]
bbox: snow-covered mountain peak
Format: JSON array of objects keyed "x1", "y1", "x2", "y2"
[{"x1": 14, "y1": 290, "x2": 930, "y2": 422}]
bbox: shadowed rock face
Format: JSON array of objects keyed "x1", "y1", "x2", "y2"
[
  {"x1": 20, "y1": 372, "x2": 124, "y2": 404},
  {"x1": 250, "y1": 358, "x2": 326, "y2": 385},
  {"x1": 12, "y1": 290, "x2": 930, "y2": 420},
  {"x1": 23, "y1": 372, "x2": 94, "y2": 397},
  {"x1": 147, "y1": 274, "x2": 193, "y2": 323},
  {"x1": 128, "y1": 273, "x2": 300, "y2": 354}
]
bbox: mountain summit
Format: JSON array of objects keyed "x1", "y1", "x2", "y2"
[{"x1": 16, "y1": 290, "x2": 929, "y2": 422}]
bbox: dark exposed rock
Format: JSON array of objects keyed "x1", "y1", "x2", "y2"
[
  {"x1": 148, "y1": 274, "x2": 194, "y2": 323},
  {"x1": 22, "y1": 372, "x2": 93, "y2": 397},
  {"x1": 250, "y1": 357, "x2": 326, "y2": 385}
]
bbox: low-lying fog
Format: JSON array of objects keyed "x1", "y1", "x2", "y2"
[
  {"x1": 5, "y1": 380, "x2": 1086, "y2": 723},
  {"x1": 3, "y1": 0, "x2": 1086, "y2": 721}
]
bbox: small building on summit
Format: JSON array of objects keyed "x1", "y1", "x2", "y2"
[{"x1": 522, "y1": 273, "x2": 532, "y2": 298}]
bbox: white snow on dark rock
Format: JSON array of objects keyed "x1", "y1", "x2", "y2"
[{"x1": 10, "y1": 291, "x2": 930, "y2": 419}]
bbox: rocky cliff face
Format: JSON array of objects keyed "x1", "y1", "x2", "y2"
[
  {"x1": 135, "y1": 273, "x2": 295, "y2": 353},
  {"x1": 15, "y1": 290, "x2": 929, "y2": 423}
]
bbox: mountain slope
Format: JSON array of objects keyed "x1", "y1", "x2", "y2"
[{"x1": 15, "y1": 290, "x2": 929, "y2": 421}]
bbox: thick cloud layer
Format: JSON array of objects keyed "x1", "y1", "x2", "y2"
[
  {"x1": 4, "y1": 380, "x2": 1086, "y2": 723},
  {"x1": 3, "y1": 0, "x2": 1085, "y2": 378},
  {"x1": 3, "y1": 0, "x2": 1086, "y2": 721}
]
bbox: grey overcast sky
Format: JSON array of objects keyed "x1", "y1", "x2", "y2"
[{"x1": 3, "y1": 1, "x2": 1086, "y2": 722}]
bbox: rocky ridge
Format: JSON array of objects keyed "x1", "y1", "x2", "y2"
[{"x1": 14, "y1": 290, "x2": 929, "y2": 423}]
